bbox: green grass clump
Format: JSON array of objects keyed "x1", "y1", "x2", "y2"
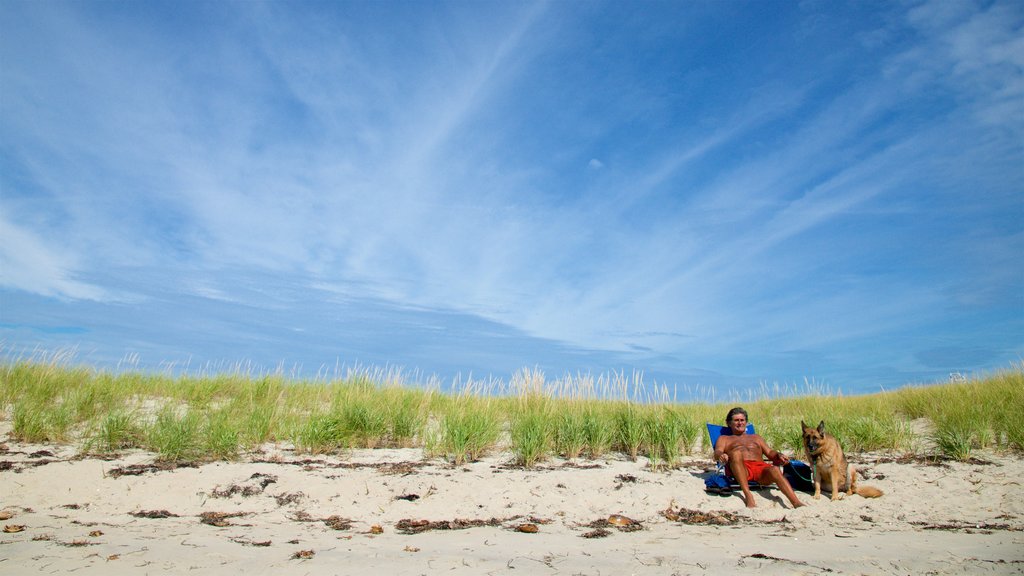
[
  {"x1": 337, "y1": 396, "x2": 389, "y2": 448},
  {"x1": 510, "y1": 408, "x2": 551, "y2": 467},
  {"x1": 932, "y1": 422, "x2": 975, "y2": 461},
  {"x1": 999, "y1": 415, "x2": 1024, "y2": 453},
  {"x1": 645, "y1": 407, "x2": 697, "y2": 470},
  {"x1": 292, "y1": 412, "x2": 346, "y2": 454},
  {"x1": 615, "y1": 404, "x2": 647, "y2": 461},
  {"x1": 842, "y1": 416, "x2": 908, "y2": 453},
  {"x1": 384, "y1": 389, "x2": 429, "y2": 447},
  {"x1": 438, "y1": 397, "x2": 501, "y2": 465},
  {"x1": 12, "y1": 401, "x2": 74, "y2": 444},
  {"x1": 11, "y1": 401, "x2": 53, "y2": 443},
  {"x1": 204, "y1": 409, "x2": 242, "y2": 460},
  {"x1": 240, "y1": 403, "x2": 278, "y2": 447},
  {"x1": 886, "y1": 366, "x2": 1024, "y2": 459},
  {"x1": 552, "y1": 406, "x2": 587, "y2": 459},
  {"x1": 582, "y1": 405, "x2": 615, "y2": 458},
  {"x1": 87, "y1": 411, "x2": 143, "y2": 454},
  {"x1": 505, "y1": 370, "x2": 552, "y2": 467},
  {"x1": 146, "y1": 408, "x2": 203, "y2": 461}
]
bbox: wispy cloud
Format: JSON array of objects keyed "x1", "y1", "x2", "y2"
[{"x1": 0, "y1": 215, "x2": 106, "y2": 301}]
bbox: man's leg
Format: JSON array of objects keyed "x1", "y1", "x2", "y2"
[
  {"x1": 763, "y1": 466, "x2": 805, "y2": 508},
  {"x1": 726, "y1": 452, "x2": 757, "y2": 508}
]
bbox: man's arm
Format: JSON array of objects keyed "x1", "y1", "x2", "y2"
[
  {"x1": 713, "y1": 436, "x2": 731, "y2": 463},
  {"x1": 755, "y1": 435, "x2": 789, "y2": 465}
]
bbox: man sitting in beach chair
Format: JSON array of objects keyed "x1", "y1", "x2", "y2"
[{"x1": 712, "y1": 407, "x2": 805, "y2": 509}]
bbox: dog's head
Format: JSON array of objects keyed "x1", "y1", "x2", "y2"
[{"x1": 801, "y1": 420, "x2": 827, "y2": 454}]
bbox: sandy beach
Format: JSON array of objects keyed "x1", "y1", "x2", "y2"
[{"x1": 2, "y1": 423, "x2": 1022, "y2": 575}]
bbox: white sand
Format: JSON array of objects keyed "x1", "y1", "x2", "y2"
[{"x1": 2, "y1": 429, "x2": 1022, "y2": 575}]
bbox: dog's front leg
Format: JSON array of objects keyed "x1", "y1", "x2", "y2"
[
  {"x1": 830, "y1": 463, "x2": 841, "y2": 501},
  {"x1": 810, "y1": 457, "x2": 822, "y2": 499}
]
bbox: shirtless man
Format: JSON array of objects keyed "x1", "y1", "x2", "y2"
[{"x1": 713, "y1": 407, "x2": 805, "y2": 509}]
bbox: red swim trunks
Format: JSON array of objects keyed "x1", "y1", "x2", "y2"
[{"x1": 741, "y1": 460, "x2": 773, "y2": 482}]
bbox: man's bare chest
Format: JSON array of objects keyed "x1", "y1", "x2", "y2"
[{"x1": 724, "y1": 436, "x2": 759, "y2": 451}]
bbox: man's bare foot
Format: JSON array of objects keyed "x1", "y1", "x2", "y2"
[
  {"x1": 744, "y1": 495, "x2": 757, "y2": 508},
  {"x1": 792, "y1": 501, "x2": 806, "y2": 508}
]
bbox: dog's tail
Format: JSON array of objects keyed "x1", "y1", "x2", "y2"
[{"x1": 855, "y1": 485, "x2": 883, "y2": 498}]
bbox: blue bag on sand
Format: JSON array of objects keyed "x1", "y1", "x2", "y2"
[
  {"x1": 784, "y1": 460, "x2": 814, "y2": 492},
  {"x1": 704, "y1": 474, "x2": 731, "y2": 494}
]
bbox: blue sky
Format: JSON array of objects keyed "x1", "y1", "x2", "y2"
[{"x1": 1, "y1": 0, "x2": 1021, "y2": 397}]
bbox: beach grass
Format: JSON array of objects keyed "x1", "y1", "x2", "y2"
[
  {"x1": 86, "y1": 409, "x2": 143, "y2": 454},
  {"x1": 645, "y1": 407, "x2": 691, "y2": 470},
  {"x1": 582, "y1": 403, "x2": 616, "y2": 458},
  {"x1": 1, "y1": 355, "x2": 1021, "y2": 465},
  {"x1": 552, "y1": 404, "x2": 587, "y2": 459},
  {"x1": 438, "y1": 396, "x2": 502, "y2": 465}
]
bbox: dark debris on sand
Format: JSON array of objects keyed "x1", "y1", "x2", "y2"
[
  {"x1": 744, "y1": 552, "x2": 835, "y2": 572},
  {"x1": 130, "y1": 510, "x2": 180, "y2": 519},
  {"x1": 107, "y1": 462, "x2": 199, "y2": 478},
  {"x1": 251, "y1": 459, "x2": 427, "y2": 476},
  {"x1": 662, "y1": 508, "x2": 742, "y2": 525},
  {"x1": 212, "y1": 473, "x2": 278, "y2": 498},
  {"x1": 912, "y1": 520, "x2": 1022, "y2": 533},
  {"x1": 661, "y1": 506, "x2": 792, "y2": 527},
  {"x1": 393, "y1": 515, "x2": 552, "y2": 535},
  {"x1": 274, "y1": 492, "x2": 305, "y2": 506},
  {"x1": 199, "y1": 511, "x2": 249, "y2": 527},
  {"x1": 661, "y1": 506, "x2": 769, "y2": 526},
  {"x1": 289, "y1": 511, "x2": 354, "y2": 530},
  {"x1": 396, "y1": 518, "x2": 504, "y2": 534},
  {"x1": 59, "y1": 539, "x2": 98, "y2": 547},
  {"x1": 232, "y1": 537, "x2": 272, "y2": 547},
  {"x1": 0, "y1": 459, "x2": 57, "y2": 472}
]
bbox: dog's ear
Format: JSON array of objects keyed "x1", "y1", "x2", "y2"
[
  {"x1": 817, "y1": 421, "x2": 826, "y2": 434},
  {"x1": 801, "y1": 420, "x2": 809, "y2": 431}
]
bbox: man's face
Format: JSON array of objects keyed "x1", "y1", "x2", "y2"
[{"x1": 729, "y1": 414, "x2": 747, "y2": 434}]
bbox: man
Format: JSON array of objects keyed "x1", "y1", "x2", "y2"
[{"x1": 713, "y1": 407, "x2": 805, "y2": 509}]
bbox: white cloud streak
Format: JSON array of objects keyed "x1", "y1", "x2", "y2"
[{"x1": 0, "y1": 215, "x2": 105, "y2": 301}]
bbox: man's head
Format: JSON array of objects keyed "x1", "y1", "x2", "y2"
[{"x1": 726, "y1": 407, "x2": 748, "y2": 434}]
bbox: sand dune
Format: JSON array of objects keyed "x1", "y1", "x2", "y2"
[{"x1": 2, "y1": 430, "x2": 1022, "y2": 575}]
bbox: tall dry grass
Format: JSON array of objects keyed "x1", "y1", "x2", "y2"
[{"x1": 1, "y1": 354, "x2": 1020, "y2": 465}]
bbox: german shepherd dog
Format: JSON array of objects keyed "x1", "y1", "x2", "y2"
[{"x1": 801, "y1": 421, "x2": 883, "y2": 500}]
